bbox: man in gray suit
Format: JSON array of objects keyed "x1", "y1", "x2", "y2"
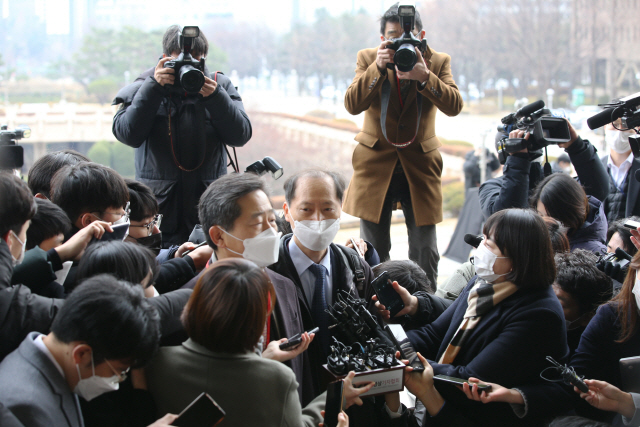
[
  {"x1": 0, "y1": 275, "x2": 160, "y2": 427},
  {"x1": 183, "y1": 173, "x2": 315, "y2": 404}
]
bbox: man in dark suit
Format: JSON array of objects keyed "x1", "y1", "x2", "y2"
[
  {"x1": 0, "y1": 275, "x2": 160, "y2": 427},
  {"x1": 181, "y1": 173, "x2": 313, "y2": 404},
  {"x1": 600, "y1": 120, "x2": 640, "y2": 222}
]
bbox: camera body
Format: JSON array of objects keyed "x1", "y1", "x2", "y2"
[
  {"x1": 495, "y1": 100, "x2": 571, "y2": 164},
  {"x1": 587, "y1": 92, "x2": 640, "y2": 158},
  {"x1": 164, "y1": 26, "x2": 206, "y2": 95},
  {"x1": 385, "y1": 5, "x2": 427, "y2": 72},
  {"x1": 0, "y1": 124, "x2": 30, "y2": 170}
]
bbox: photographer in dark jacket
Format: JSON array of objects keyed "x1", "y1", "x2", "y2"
[
  {"x1": 112, "y1": 25, "x2": 252, "y2": 247},
  {"x1": 479, "y1": 120, "x2": 609, "y2": 220}
]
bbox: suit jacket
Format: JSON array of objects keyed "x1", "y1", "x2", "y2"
[
  {"x1": 146, "y1": 339, "x2": 325, "y2": 427},
  {"x1": 343, "y1": 46, "x2": 463, "y2": 226},
  {"x1": 182, "y1": 264, "x2": 310, "y2": 404},
  {"x1": 600, "y1": 155, "x2": 640, "y2": 218},
  {"x1": 0, "y1": 332, "x2": 84, "y2": 427}
]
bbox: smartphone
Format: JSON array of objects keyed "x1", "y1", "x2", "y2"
[
  {"x1": 323, "y1": 380, "x2": 344, "y2": 427},
  {"x1": 385, "y1": 324, "x2": 424, "y2": 373},
  {"x1": 92, "y1": 222, "x2": 129, "y2": 243},
  {"x1": 279, "y1": 327, "x2": 319, "y2": 351},
  {"x1": 624, "y1": 219, "x2": 640, "y2": 230},
  {"x1": 371, "y1": 271, "x2": 405, "y2": 317},
  {"x1": 433, "y1": 374, "x2": 492, "y2": 392},
  {"x1": 182, "y1": 241, "x2": 207, "y2": 257},
  {"x1": 171, "y1": 392, "x2": 225, "y2": 427}
]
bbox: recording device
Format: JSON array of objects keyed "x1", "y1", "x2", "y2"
[
  {"x1": 433, "y1": 375, "x2": 492, "y2": 392},
  {"x1": 164, "y1": 26, "x2": 206, "y2": 95},
  {"x1": 181, "y1": 241, "x2": 207, "y2": 257},
  {"x1": 587, "y1": 92, "x2": 640, "y2": 131},
  {"x1": 371, "y1": 271, "x2": 405, "y2": 318},
  {"x1": 323, "y1": 380, "x2": 345, "y2": 427},
  {"x1": 464, "y1": 233, "x2": 483, "y2": 248},
  {"x1": 384, "y1": 5, "x2": 427, "y2": 72},
  {"x1": 495, "y1": 100, "x2": 571, "y2": 164},
  {"x1": 385, "y1": 324, "x2": 424, "y2": 373},
  {"x1": 620, "y1": 356, "x2": 640, "y2": 393},
  {"x1": 279, "y1": 327, "x2": 319, "y2": 351},
  {"x1": 596, "y1": 247, "x2": 632, "y2": 284},
  {"x1": 93, "y1": 222, "x2": 129, "y2": 243},
  {"x1": 327, "y1": 336, "x2": 398, "y2": 376},
  {"x1": 244, "y1": 156, "x2": 284, "y2": 180},
  {"x1": 0, "y1": 124, "x2": 30, "y2": 170},
  {"x1": 624, "y1": 219, "x2": 640, "y2": 230},
  {"x1": 542, "y1": 356, "x2": 589, "y2": 393},
  {"x1": 171, "y1": 392, "x2": 225, "y2": 427}
]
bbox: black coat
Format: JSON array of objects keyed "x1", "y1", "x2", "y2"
[
  {"x1": 600, "y1": 155, "x2": 640, "y2": 220},
  {"x1": 479, "y1": 137, "x2": 610, "y2": 220},
  {"x1": 112, "y1": 68, "x2": 252, "y2": 246}
]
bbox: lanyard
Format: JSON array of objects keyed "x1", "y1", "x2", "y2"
[{"x1": 379, "y1": 77, "x2": 422, "y2": 148}]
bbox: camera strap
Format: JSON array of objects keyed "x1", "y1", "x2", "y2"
[
  {"x1": 213, "y1": 72, "x2": 240, "y2": 173},
  {"x1": 380, "y1": 78, "x2": 422, "y2": 148}
]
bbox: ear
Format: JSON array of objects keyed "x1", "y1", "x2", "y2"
[
  {"x1": 283, "y1": 202, "x2": 292, "y2": 223},
  {"x1": 71, "y1": 343, "x2": 93, "y2": 367},
  {"x1": 209, "y1": 225, "x2": 226, "y2": 249},
  {"x1": 34, "y1": 193, "x2": 48, "y2": 200},
  {"x1": 1, "y1": 231, "x2": 10, "y2": 246},
  {"x1": 79, "y1": 213, "x2": 96, "y2": 229}
]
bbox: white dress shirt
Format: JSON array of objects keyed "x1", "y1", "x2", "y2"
[
  {"x1": 608, "y1": 152, "x2": 634, "y2": 190},
  {"x1": 33, "y1": 333, "x2": 65, "y2": 379},
  {"x1": 288, "y1": 238, "x2": 333, "y2": 307}
]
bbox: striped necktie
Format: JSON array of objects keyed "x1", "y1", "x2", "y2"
[{"x1": 308, "y1": 263, "x2": 330, "y2": 355}]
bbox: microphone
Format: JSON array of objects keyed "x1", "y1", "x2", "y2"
[
  {"x1": 615, "y1": 247, "x2": 632, "y2": 261},
  {"x1": 464, "y1": 234, "x2": 483, "y2": 248},
  {"x1": 587, "y1": 107, "x2": 624, "y2": 130},
  {"x1": 516, "y1": 100, "x2": 545, "y2": 118}
]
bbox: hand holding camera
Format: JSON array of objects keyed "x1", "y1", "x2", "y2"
[{"x1": 154, "y1": 57, "x2": 175, "y2": 87}]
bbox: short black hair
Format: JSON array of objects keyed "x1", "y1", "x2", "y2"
[
  {"x1": 283, "y1": 169, "x2": 346, "y2": 205},
  {"x1": 26, "y1": 199, "x2": 71, "y2": 250},
  {"x1": 50, "y1": 162, "x2": 129, "y2": 224},
  {"x1": 51, "y1": 274, "x2": 160, "y2": 367},
  {"x1": 554, "y1": 250, "x2": 613, "y2": 317},
  {"x1": 380, "y1": 2, "x2": 423, "y2": 35},
  {"x1": 28, "y1": 150, "x2": 90, "y2": 199},
  {"x1": 76, "y1": 241, "x2": 159, "y2": 289},
  {"x1": 198, "y1": 173, "x2": 269, "y2": 250},
  {"x1": 373, "y1": 260, "x2": 433, "y2": 294},
  {"x1": 483, "y1": 209, "x2": 556, "y2": 290},
  {"x1": 162, "y1": 25, "x2": 209, "y2": 58},
  {"x1": 530, "y1": 173, "x2": 589, "y2": 234},
  {"x1": 607, "y1": 216, "x2": 639, "y2": 256},
  {"x1": 126, "y1": 179, "x2": 159, "y2": 222},
  {"x1": 0, "y1": 173, "x2": 37, "y2": 236}
]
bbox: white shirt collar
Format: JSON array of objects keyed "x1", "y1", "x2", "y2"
[
  {"x1": 288, "y1": 238, "x2": 332, "y2": 278},
  {"x1": 607, "y1": 151, "x2": 634, "y2": 170},
  {"x1": 33, "y1": 333, "x2": 65, "y2": 379}
]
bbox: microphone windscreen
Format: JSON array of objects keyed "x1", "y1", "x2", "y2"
[
  {"x1": 587, "y1": 107, "x2": 623, "y2": 130},
  {"x1": 516, "y1": 100, "x2": 545, "y2": 118},
  {"x1": 615, "y1": 247, "x2": 632, "y2": 261},
  {"x1": 464, "y1": 233, "x2": 483, "y2": 248}
]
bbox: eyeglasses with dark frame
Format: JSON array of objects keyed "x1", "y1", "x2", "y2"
[{"x1": 129, "y1": 214, "x2": 163, "y2": 236}]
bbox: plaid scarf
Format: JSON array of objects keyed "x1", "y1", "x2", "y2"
[{"x1": 438, "y1": 279, "x2": 518, "y2": 365}]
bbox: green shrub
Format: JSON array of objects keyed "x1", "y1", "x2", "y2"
[{"x1": 87, "y1": 141, "x2": 136, "y2": 179}]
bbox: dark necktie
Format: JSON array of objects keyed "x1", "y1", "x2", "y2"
[{"x1": 308, "y1": 263, "x2": 330, "y2": 355}]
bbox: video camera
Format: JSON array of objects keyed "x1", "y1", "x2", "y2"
[
  {"x1": 596, "y1": 247, "x2": 631, "y2": 285},
  {"x1": 385, "y1": 5, "x2": 427, "y2": 72},
  {"x1": 164, "y1": 26, "x2": 206, "y2": 95},
  {"x1": 0, "y1": 124, "x2": 30, "y2": 170},
  {"x1": 495, "y1": 100, "x2": 571, "y2": 164},
  {"x1": 587, "y1": 92, "x2": 640, "y2": 158}
]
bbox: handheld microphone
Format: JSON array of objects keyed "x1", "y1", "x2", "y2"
[
  {"x1": 615, "y1": 247, "x2": 632, "y2": 261},
  {"x1": 464, "y1": 234, "x2": 483, "y2": 248},
  {"x1": 516, "y1": 100, "x2": 545, "y2": 118},
  {"x1": 587, "y1": 107, "x2": 624, "y2": 130}
]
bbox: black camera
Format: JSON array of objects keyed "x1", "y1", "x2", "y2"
[
  {"x1": 164, "y1": 26, "x2": 206, "y2": 95},
  {"x1": 596, "y1": 247, "x2": 631, "y2": 285},
  {"x1": 385, "y1": 5, "x2": 427, "y2": 72},
  {"x1": 245, "y1": 156, "x2": 283, "y2": 180},
  {"x1": 0, "y1": 124, "x2": 30, "y2": 170},
  {"x1": 495, "y1": 100, "x2": 571, "y2": 164},
  {"x1": 587, "y1": 92, "x2": 640, "y2": 158}
]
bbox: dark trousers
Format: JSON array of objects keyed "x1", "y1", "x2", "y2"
[{"x1": 360, "y1": 172, "x2": 439, "y2": 288}]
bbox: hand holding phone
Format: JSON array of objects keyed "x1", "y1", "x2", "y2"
[
  {"x1": 434, "y1": 374, "x2": 492, "y2": 392},
  {"x1": 385, "y1": 324, "x2": 424, "y2": 373},
  {"x1": 279, "y1": 327, "x2": 319, "y2": 350},
  {"x1": 323, "y1": 380, "x2": 345, "y2": 427},
  {"x1": 371, "y1": 271, "x2": 405, "y2": 318}
]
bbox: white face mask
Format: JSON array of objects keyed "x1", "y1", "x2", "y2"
[
  {"x1": 473, "y1": 241, "x2": 508, "y2": 283},
  {"x1": 605, "y1": 129, "x2": 632, "y2": 154},
  {"x1": 221, "y1": 226, "x2": 281, "y2": 268},
  {"x1": 74, "y1": 355, "x2": 120, "y2": 401},
  {"x1": 10, "y1": 231, "x2": 26, "y2": 266},
  {"x1": 292, "y1": 218, "x2": 340, "y2": 251},
  {"x1": 633, "y1": 271, "x2": 640, "y2": 312}
]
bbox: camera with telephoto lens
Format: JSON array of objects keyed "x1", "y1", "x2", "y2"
[
  {"x1": 385, "y1": 5, "x2": 427, "y2": 72},
  {"x1": 164, "y1": 26, "x2": 206, "y2": 95},
  {"x1": 495, "y1": 100, "x2": 571, "y2": 165},
  {"x1": 0, "y1": 124, "x2": 30, "y2": 170}
]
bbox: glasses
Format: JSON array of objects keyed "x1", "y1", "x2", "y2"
[
  {"x1": 129, "y1": 214, "x2": 163, "y2": 236},
  {"x1": 92, "y1": 202, "x2": 131, "y2": 224},
  {"x1": 105, "y1": 359, "x2": 130, "y2": 384}
]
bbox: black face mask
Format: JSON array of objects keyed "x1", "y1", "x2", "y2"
[{"x1": 133, "y1": 233, "x2": 162, "y2": 256}]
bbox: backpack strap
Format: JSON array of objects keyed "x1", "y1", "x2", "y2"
[{"x1": 335, "y1": 245, "x2": 366, "y2": 294}]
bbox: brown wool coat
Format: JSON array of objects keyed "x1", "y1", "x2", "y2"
[{"x1": 343, "y1": 46, "x2": 463, "y2": 226}]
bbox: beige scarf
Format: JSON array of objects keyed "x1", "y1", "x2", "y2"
[{"x1": 438, "y1": 279, "x2": 518, "y2": 365}]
